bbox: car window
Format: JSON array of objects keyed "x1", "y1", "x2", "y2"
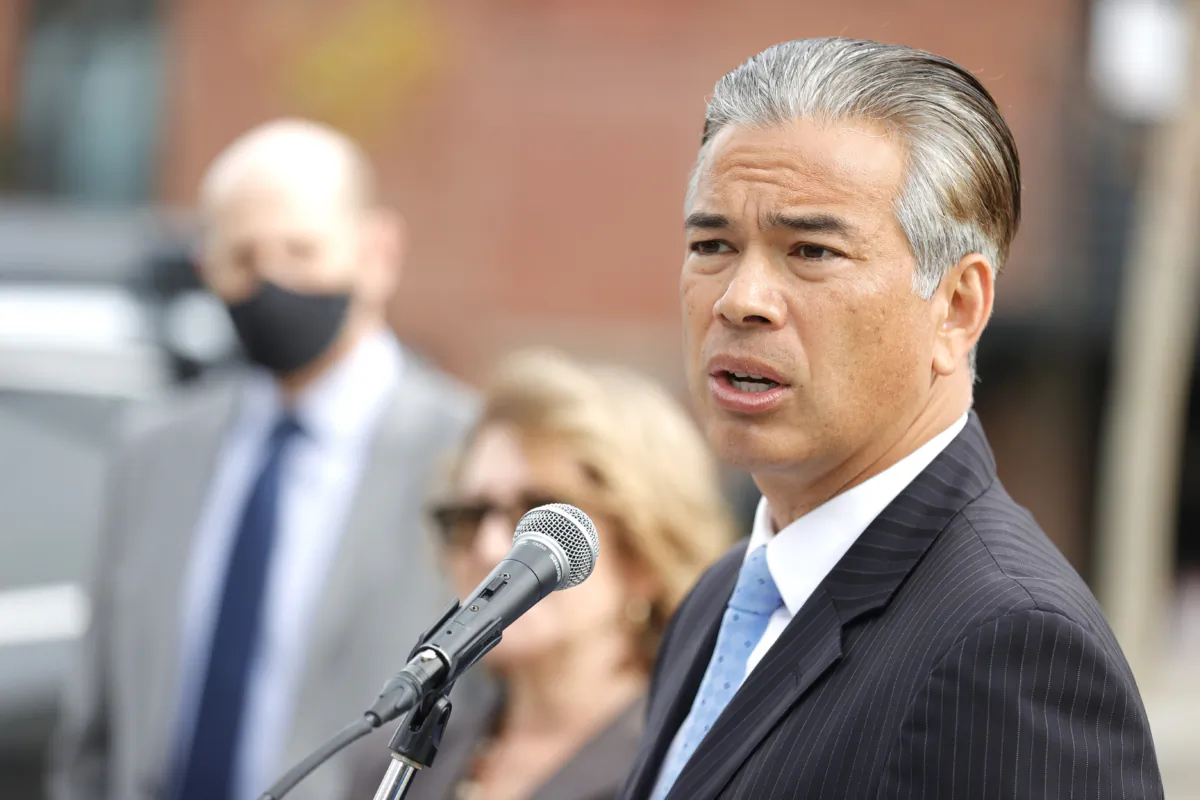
[{"x1": 0, "y1": 390, "x2": 129, "y2": 590}]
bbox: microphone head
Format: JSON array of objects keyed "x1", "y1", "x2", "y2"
[{"x1": 513, "y1": 503, "x2": 599, "y2": 590}]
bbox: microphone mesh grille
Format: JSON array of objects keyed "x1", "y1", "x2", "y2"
[{"x1": 513, "y1": 503, "x2": 599, "y2": 589}]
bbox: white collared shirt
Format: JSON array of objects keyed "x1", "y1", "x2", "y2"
[
  {"x1": 172, "y1": 330, "x2": 402, "y2": 800},
  {"x1": 744, "y1": 412, "x2": 969, "y2": 676}
]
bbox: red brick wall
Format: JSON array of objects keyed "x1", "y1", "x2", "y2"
[
  {"x1": 0, "y1": 0, "x2": 28, "y2": 126},
  {"x1": 158, "y1": 0, "x2": 1083, "y2": 385},
  {"x1": 0, "y1": 0, "x2": 1091, "y2": 564}
]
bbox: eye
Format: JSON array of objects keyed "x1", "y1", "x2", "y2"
[
  {"x1": 230, "y1": 242, "x2": 257, "y2": 274},
  {"x1": 689, "y1": 240, "x2": 734, "y2": 255},
  {"x1": 794, "y1": 244, "x2": 839, "y2": 260}
]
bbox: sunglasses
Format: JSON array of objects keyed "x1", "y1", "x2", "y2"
[{"x1": 429, "y1": 491, "x2": 566, "y2": 549}]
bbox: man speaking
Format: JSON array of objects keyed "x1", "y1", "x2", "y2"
[{"x1": 622, "y1": 38, "x2": 1163, "y2": 799}]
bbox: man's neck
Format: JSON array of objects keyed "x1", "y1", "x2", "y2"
[{"x1": 757, "y1": 389, "x2": 970, "y2": 531}]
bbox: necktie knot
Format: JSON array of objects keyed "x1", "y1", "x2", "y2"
[
  {"x1": 270, "y1": 414, "x2": 304, "y2": 447},
  {"x1": 727, "y1": 545, "x2": 782, "y2": 616}
]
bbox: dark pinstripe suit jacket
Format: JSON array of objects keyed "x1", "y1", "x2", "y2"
[{"x1": 622, "y1": 413, "x2": 1162, "y2": 799}]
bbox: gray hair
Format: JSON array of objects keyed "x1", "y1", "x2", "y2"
[{"x1": 690, "y1": 38, "x2": 1022, "y2": 368}]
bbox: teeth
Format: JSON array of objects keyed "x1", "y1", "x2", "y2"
[
  {"x1": 730, "y1": 371, "x2": 767, "y2": 381},
  {"x1": 731, "y1": 379, "x2": 774, "y2": 393}
]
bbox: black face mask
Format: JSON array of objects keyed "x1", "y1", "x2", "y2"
[{"x1": 225, "y1": 281, "x2": 352, "y2": 375}]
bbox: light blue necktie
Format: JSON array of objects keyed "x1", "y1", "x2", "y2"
[{"x1": 651, "y1": 545, "x2": 783, "y2": 799}]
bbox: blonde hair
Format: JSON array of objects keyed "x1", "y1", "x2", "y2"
[{"x1": 455, "y1": 348, "x2": 736, "y2": 664}]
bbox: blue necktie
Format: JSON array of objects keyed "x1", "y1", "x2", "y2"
[
  {"x1": 176, "y1": 414, "x2": 303, "y2": 800},
  {"x1": 651, "y1": 545, "x2": 783, "y2": 800}
]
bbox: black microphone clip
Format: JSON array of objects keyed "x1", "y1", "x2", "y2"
[{"x1": 365, "y1": 596, "x2": 503, "y2": 728}]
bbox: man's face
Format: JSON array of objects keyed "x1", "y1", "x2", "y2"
[{"x1": 682, "y1": 118, "x2": 941, "y2": 480}]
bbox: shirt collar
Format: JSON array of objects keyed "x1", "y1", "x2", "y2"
[
  {"x1": 238, "y1": 329, "x2": 403, "y2": 446},
  {"x1": 747, "y1": 412, "x2": 969, "y2": 616}
]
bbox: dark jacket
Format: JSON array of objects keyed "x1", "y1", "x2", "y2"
[{"x1": 621, "y1": 412, "x2": 1162, "y2": 799}]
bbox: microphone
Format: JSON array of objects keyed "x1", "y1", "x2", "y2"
[{"x1": 365, "y1": 502, "x2": 599, "y2": 726}]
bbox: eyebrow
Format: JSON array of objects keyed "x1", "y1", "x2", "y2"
[
  {"x1": 684, "y1": 212, "x2": 732, "y2": 230},
  {"x1": 761, "y1": 211, "x2": 856, "y2": 237},
  {"x1": 684, "y1": 210, "x2": 858, "y2": 238}
]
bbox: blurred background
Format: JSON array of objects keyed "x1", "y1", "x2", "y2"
[{"x1": 0, "y1": 0, "x2": 1197, "y2": 797}]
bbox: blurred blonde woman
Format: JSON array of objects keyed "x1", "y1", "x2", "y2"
[{"x1": 356, "y1": 348, "x2": 734, "y2": 800}]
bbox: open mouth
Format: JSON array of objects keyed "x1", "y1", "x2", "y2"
[{"x1": 721, "y1": 370, "x2": 781, "y2": 394}]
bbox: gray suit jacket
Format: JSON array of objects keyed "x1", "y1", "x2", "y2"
[{"x1": 47, "y1": 351, "x2": 478, "y2": 800}]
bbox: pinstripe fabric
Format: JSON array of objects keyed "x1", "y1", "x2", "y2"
[{"x1": 621, "y1": 412, "x2": 1163, "y2": 800}]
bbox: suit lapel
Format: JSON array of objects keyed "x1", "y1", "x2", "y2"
[
  {"x1": 661, "y1": 412, "x2": 997, "y2": 800},
  {"x1": 282, "y1": 387, "x2": 422, "y2": 745},
  {"x1": 290, "y1": 389, "x2": 413, "y2": 672},
  {"x1": 663, "y1": 587, "x2": 843, "y2": 800},
  {"x1": 623, "y1": 548, "x2": 743, "y2": 799},
  {"x1": 821, "y1": 411, "x2": 996, "y2": 622}
]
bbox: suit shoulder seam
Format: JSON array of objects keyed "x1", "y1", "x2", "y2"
[{"x1": 956, "y1": 507, "x2": 1040, "y2": 610}]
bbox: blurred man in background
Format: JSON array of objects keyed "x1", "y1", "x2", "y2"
[{"x1": 48, "y1": 119, "x2": 476, "y2": 800}]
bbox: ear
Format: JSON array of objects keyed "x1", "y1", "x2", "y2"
[
  {"x1": 931, "y1": 252, "x2": 994, "y2": 376},
  {"x1": 361, "y1": 209, "x2": 406, "y2": 301},
  {"x1": 190, "y1": 242, "x2": 204, "y2": 277},
  {"x1": 192, "y1": 238, "x2": 219, "y2": 291}
]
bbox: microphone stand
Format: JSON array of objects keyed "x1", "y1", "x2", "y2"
[
  {"x1": 371, "y1": 689, "x2": 453, "y2": 800},
  {"x1": 261, "y1": 597, "x2": 502, "y2": 800}
]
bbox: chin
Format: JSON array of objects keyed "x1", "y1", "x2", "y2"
[
  {"x1": 706, "y1": 415, "x2": 817, "y2": 473},
  {"x1": 482, "y1": 613, "x2": 554, "y2": 671},
  {"x1": 482, "y1": 638, "x2": 535, "y2": 672}
]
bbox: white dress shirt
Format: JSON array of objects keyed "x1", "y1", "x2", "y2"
[
  {"x1": 171, "y1": 330, "x2": 402, "y2": 800},
  {"x1": 655, "y1": 413, "x2": 968, "y2": 787}
]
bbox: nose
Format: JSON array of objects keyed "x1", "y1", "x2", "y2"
[
  {"x1": 713, "y1": 254, "x2": 786, "y2": 329},
  {"x1": 474, "y1": 514, "x2": 514, "y2": 564}
]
